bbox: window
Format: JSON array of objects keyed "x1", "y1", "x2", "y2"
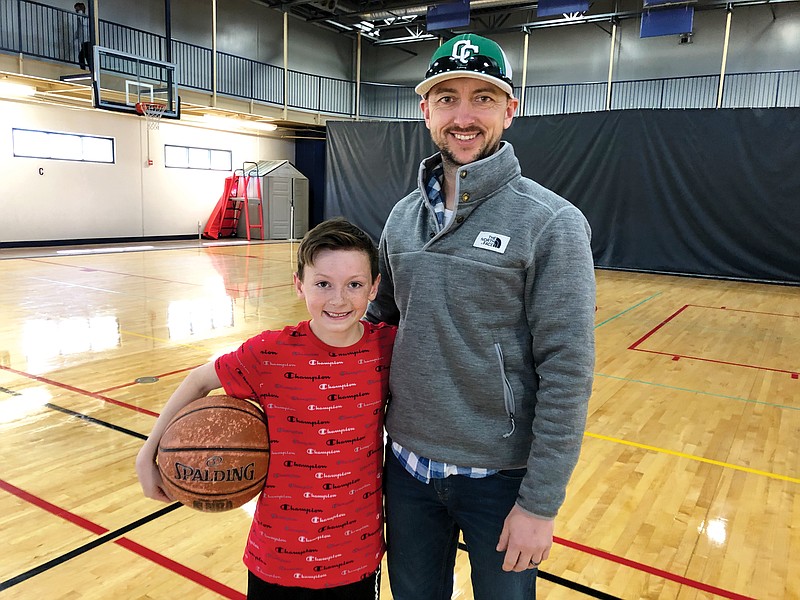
[
  {"x1": 12, "y1": 128, "x2": 115, "y2": 163},
  {"x1": 164, "y1": 145, "x2": 232, "y2": 171}
]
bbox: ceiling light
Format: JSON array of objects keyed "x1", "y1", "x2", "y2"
[
  {"x1": 202, "y1": 115, "x2": 242, "y2": 129},
  {"x1": 0, "y1": 81, "x2": 36, "y2": 98},
  {"x1": 201, "y1": 115, "x2": 277, "y2": 133},
  {"x1": 375, "y1": 33, "x2": 436, "y2": 45},
  {"x1": 326, "y1": 20, "x2": 353, "y2": 30},
  {"x1": 247, "y1": 121, "x2": 278, "y2": 132}
]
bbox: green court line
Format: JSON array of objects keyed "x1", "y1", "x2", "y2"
[
  {"x1": 594, "y1": 292, "x2": 662, "y2": 329},
  {"x1": 595, "y1": 372, "x2": 800, "y2": 412}
]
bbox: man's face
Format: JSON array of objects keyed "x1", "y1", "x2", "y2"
[{"x1": 421, "y1": 77, "x2": 518, "y2": 169}]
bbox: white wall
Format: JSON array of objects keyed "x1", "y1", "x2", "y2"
[{"x1": 0, "y1": 100, "x2": 294, "y2": 244}]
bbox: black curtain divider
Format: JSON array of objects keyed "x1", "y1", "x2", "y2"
[
  {"x1": 295, "y1": 138, "x2": 327, "y2": 229},
  {"x1": 326, "y1": 120, "x2": 436, "y2": 244},
  {"x1": 325, "y1": 109, "x2": 800, "y2": 284}
]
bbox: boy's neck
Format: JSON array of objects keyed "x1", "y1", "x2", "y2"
[{"x1": 307, "y1": 319, "x2": 364, "y2": 348}]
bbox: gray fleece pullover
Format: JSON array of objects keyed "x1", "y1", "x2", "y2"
[{"x1": 366, "y1": 142, "x2": 595, "y2": 519}]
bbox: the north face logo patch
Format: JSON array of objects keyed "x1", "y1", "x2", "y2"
[{"x1": 473, "y1": 231, "x2": 510, "y2": 254}]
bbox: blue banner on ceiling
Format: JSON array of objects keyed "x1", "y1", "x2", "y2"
[
  {"x1": 640, "y1": 6, "x2": 695, "y2": 37},
  {"x1": 537, "y1": 0, "x2": 589, "y2": 18},
  {"x1": 427, "y1": 0, "x2": 471, "y2": 31}
]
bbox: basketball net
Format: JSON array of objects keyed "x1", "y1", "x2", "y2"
[
  {"x1": 136, "y1": 102, "x2": 167, "y2": 131},
  {"x1": 136, "y1": 102, "x2": 167, "y2": 166}
]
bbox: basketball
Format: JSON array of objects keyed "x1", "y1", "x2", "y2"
[{"x1": 157, "y1": 395, "x2": 269, "y2": 512}]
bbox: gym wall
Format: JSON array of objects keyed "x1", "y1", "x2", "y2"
[{"x1": 0, "y1": 99, "x2": 294, "y2": 244}]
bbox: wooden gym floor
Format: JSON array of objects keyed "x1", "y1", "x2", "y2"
[{"x1": 0, "y1": 239, "x2": 797, "y2": 599}]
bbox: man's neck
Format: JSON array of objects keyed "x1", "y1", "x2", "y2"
[
  {"x1": 441, "y1": 166, "x2": 457, "y2": 210},
  {"x1": 437, "y1": 142, "x2": 503, "y2": 210}
]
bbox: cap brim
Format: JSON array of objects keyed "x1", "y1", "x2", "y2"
[{"x1": 415, "y1": 71, "x2": 514, "y2": 98}]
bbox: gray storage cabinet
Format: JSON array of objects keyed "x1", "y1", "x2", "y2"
[{"x1": 238, "y1": 160, "x2": 309, "y2": 240}]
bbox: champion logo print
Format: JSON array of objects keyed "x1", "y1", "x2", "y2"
[{"x1": 473, "y1": 231, "x2": 510, "y2": 254}]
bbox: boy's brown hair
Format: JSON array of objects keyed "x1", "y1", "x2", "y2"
[{"x1": 296, "y1": 217, "x2": 378, "y2": 281}]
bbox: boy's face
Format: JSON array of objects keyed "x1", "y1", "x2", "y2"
[{"x1": 294, "y1": 248, "x2": 379, "y2": 347}]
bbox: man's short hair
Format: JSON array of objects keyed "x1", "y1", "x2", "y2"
[
  {"x1": 74, "y1": 2, "x2": 86, "y2": 12},
  {"x1": 296, "y1": 217, "x2": 378, "y2": 281}
]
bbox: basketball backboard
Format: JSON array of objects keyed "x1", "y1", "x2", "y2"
[{"x1": 92, "y1": 45, "x2": 179, "y2": 119}]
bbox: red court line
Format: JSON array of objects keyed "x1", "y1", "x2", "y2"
[
  {"x1": 26, "y1": 258, "x2": 293, "y2": 296},
  {"x1": 0, "y1": 365, "x2": 159, "y2": 417},
  {"x1": 1, "y1": 478, "x2": 749, "y2": 599},
  {"x1": 24, "y1": 258, "x2": 207, "y2": 288},
  {"x1": 628, "y1": 305, "x2": 798, "y2": 376},
  {"x1": 628, "y1": 304, "x2": 690, "y2": 349},
  {"x1": 1, "y1": 479, "x2": 107, "y2": 536},
  {"x1": 690, "y1": 305, "x2": 800, "y2": 319},
  {"x1": 555, "y1": 536, "x2": 755, "y2": 600},
  {"x1": 26, "y1": 257, "x2": 293, "y2": 298},
  {"x1": 632, "y1": 348, "x2": 798, "y2": 376},
  {"x1": 0, "y1": 479, "x2": 245, "y2": 599},
  {"x1": 223, "y1": 282, "x2": 292, "y2": 296},
  {"x1": 24, "y1": 259, "x2": 291, "y2": 297},
  {"x1": 116, "y1": 538, "x2": 245, "y2": 599},
  {"x1": 95, "y1": 365, "x2": 197, "y2": 394}
]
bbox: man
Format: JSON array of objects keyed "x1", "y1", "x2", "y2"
[
  {"x1": 74, "y1": 3, "x2": 91, "y2": 71},
  {"x1": 365, "y1": 33, "x2": 596, "y2": 600}
]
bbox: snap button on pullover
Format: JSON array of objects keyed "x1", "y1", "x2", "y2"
[
  {"x1": 461, "y1": 192, "x2": 470, "y2": 202},
  {"x1": 460, "y1": 171, "x2": 468, "y2": 178},
  {"x1": 456, "y1": 216, "x2": 465, "y2": 224}
]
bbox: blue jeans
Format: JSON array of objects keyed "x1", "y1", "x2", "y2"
[{"x1": 384, "y1": 449, "x2": 537, "y2": 600}]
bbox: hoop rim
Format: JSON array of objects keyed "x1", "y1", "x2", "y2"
[{"x1": 135, "y1": 101, "x2": 168, "y2": 116}]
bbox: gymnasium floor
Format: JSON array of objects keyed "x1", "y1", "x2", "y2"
[{"x1": 0, "y1": 239, "x2": 797, "y2": 599}]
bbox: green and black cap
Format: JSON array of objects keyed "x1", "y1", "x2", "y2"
[{"x1": 415, "y1": 33, "x2": 514, "y2": 98}]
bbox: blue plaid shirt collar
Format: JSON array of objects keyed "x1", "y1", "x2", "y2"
[{"x1": 425, "y1": 162, "x2": 446, "y2": 232}]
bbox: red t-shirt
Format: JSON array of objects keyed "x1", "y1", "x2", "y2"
[{"x1": 215, "y1": 320, "x2": 395, "y2": 589}]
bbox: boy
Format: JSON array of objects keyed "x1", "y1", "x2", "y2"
[{"x1": 136, "y1": 217, "x2": 395, "y2": 599}]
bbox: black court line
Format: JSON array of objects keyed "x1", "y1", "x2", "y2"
[
  {"x1": 0, "y1": 385, "x2": 147, "y2": 439},
  {"x1": 538, "y1": 571, "x2": 623, "y2": 600},
  {"x1": 0, "y1": 503, "x2": 182, "y2": 591},
  {"x1": 457, "y1": 542, "x2": 622, "y2": 600},
  {"x1": 0, "y1": 388, "x2": 165, "y2": 590},
  {"x1": 45, "y1": 402, "x2": 148, "y2": 440},
  {"x1": 6, "y1": 383, "x2": 623, "y2": 598}
]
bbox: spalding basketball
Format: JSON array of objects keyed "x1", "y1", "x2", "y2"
[{"x1": 157, "y1": 395, "x2": 269, "y2": 512}]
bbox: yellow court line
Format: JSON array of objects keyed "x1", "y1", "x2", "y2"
[{"x1": 585, "y1": 431, "x2": 800, "y2": 484}]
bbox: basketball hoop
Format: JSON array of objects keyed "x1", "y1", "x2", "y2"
[{"x1": 135, "y1": 102, "x2": 167, "y2": 130}]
